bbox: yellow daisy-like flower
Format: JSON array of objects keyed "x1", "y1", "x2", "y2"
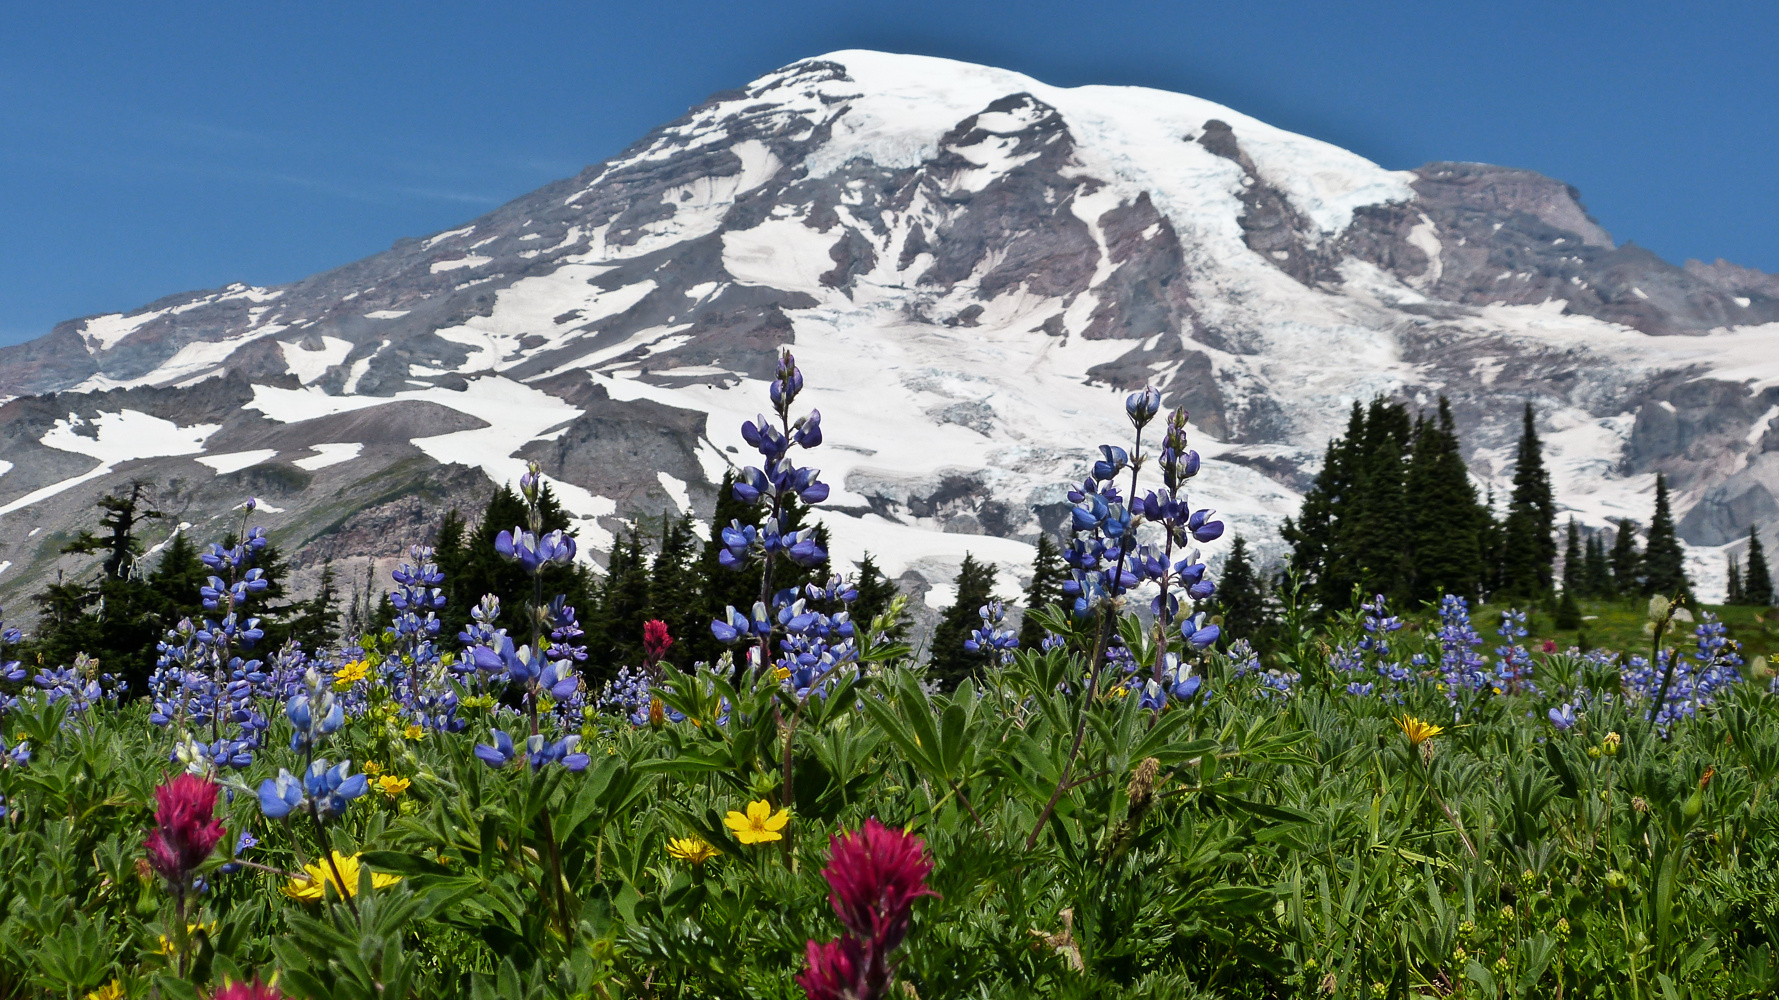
[
  {"x1": 1396, "y1": 715, "x2": 1445, "y2": 746},
  {"x1": 362, "y1": 760, "x2": 383, "y2": 776},
  {"x1": 723, "y1": 799, "x2": 791, "y2": 845},
  {"x1": 333, "y1": 660, "x2": 369, "y2": 691},
  {"x1": 282, "y1": 852, "x2": 402, "y2": 901},
  {"x1": 376, "y1": 775, "x2": 410, "y2": 798},
  {"x1": 774, "y1": 666, "x2": 793, "y2": 681},
  {"x1": 404, "y1": 724, "x2": 426, "y2": 740},
  {"x1": 87, "y1": 980, "x2": 125, "y2": 1000},
  {"x1": 154, "y1": 921, "x2": 216, "y2": 955},
  {"x1": 666, "y1": 835, "x2": 722, "y2": 865}
]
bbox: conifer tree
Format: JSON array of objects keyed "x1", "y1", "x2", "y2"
[
  {"x1": 1555, "y1": 585, "x2": 1582, "y2": 629},
  {"x1": 1744, "y1": 526, "x2": 1774, "y2": 606},
  {"x1": 1727, "y1": 556, "x2": 1745, "y2": 606},
  {"x1": 1582, "y1": 532, "x2": 1612, "y2": 597},
  {"x1": 851, "y1": 553, "x2": 907, "y2": 644},
  {"x1": 284, "y1": 562, "x2": 343, "y2": 652},
  {"x1": 592, "y1": 527, "x2": 653, "y2": 677},
  {"x1": 927, "y1": 554, "x2": 997, "y2": 692},
  {"x1": 1561, "y1": 519, "x2": 1584, "y2": 597},
  {"x1": 1213, "y1": 535, "x2": 1269, "y2": 646},
  {"x1": 1478, "y1": 488, "x2": 1506, "y2": 600},
  {"x1": 646, "y1": 514, "x2": 702, "y2": 670},
  {"x1": 1500, "y1": 404, "x2": 1557, "y2": 599},
  {"x1": 148, "y1": 528, "x2": 209, "y2": 625},
  {"x1": 1609, "y1": 519, "x2": 1642, "y2": 598},
  {"x1": 1404, "y1": 399, "x2": 1484, "y2": 603},
  {"x1": 1017, "y1": 533, "x2": 1069, "y2": 649},
  {"x1": 1350, "y1": 403, "x2": 1411, "y2": 600},
  {"x1": 1641, "y1": 473, "x2": 1691, "y2": 600},
  {"x1": 28, "y1": 484, "x2": 171, "y2": 691}
]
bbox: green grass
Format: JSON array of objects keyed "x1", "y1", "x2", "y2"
[{"x1": 1463, "y1": 597, "x2": 1779, "y2": 664}]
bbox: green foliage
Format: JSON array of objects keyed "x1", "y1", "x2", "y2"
[
  {"x1": 4, "y1": 585, "x2": 1779, "y2": 998},
  {"x1": 1211, "y1": 534, "x2": 1270, "y2": 648}
]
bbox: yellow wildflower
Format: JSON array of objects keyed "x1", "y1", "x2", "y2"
[
  {"x1": 87, "y1": 981, "x2": 125, "y2": 1000},
  {"x1": 723, "y1": 799, "x2": 791, "y2": 845},
  {"x1": 1396, "y1": 715, "x2": 1444, "y2": 746},
  {"x1": 154, "y1": 921, "x2": 216, "y2": 955},
  {"x1": 362, "y1": 760, "x2": 383, "y2": 776},
  {"x1": 666, "y1": 836, "x2": 722, "y2": 865},
  {"x1": 404, "y1": 724, "x2": 426, "y2": 740},
  {"x1": 333, "y1": 660, "x2": 369, "y2": 691},
  {"x1": 774, "y1": 666, "x2": 793, "y2": 681},
  {"x1": 376, "y1": 775, "x2": 410, "y2": 798},
  {"x1": 283, "y1": 852, "x2": 402, "y2": 901}
]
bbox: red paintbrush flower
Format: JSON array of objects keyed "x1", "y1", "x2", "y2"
[
  {"x1": 796, "y1": 937, "x2": 865, "y2": 1000},
  {"x1": 643, "y1": 619, "x2": 674, "y2": 664},
  {"x1": 799, "y1": 819, "x2": 940, "y2": 1000},
  {"x1": 208, "y1": 977, "x2": 284, "y2": 1000},
  {"x1": 144, "y1": 773, "x2": 226, "y2": 884},
  {"x1": 823, "y1": 818, "x2": 939, "y2": 952}
]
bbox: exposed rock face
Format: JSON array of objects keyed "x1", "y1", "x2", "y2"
[{"x1": 2, "y1": 49, "x2": 1776, "y2": 610}]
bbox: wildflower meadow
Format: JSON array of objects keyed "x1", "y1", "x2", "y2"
[{"x1": 3, "y1": 353, "x2": 1778, "y2": 1000}]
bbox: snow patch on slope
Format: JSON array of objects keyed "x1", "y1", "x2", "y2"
[{"x1": 1, "y1": 410, "x2": 220, "y2": 517}]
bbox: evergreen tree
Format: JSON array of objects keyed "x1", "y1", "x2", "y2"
[
  {"x1": 1561, "y1": 518, "x2": 1584, "y2": 597},
  {"x1": 27, "y1": 484, "x2": 170, "y2": 691},
  {"x1": 592, "y1": 527, "x2": 653, "y2": 678},
  {"x1": 1500, "y1": 404, "x2": 1557, "y2": 599},
  {"x1": 147, "y1": 529, "x2": 209, "y2": 626},
  {"x1": 284, "y1": 562, "x2": 343, "y2": 652},
  {"x1": 851, "y1": 553, "x2": 907, "y2": 644},
  {"x1": 1727, "y1": 556, "x2": 1745, "y2": 606},
  {"x1": 1017, "y1": 533, "x2": 1069, "y2": 649},
  {"x1": 1744, "y1": 527, "x2": 1774, "y2": 607},
  {"x1": 1555, "y1": 586, "x2": 1582, "y2": 629},
  {"x1": 1582, "y1": 532, "x2": 1612, "y2": 597},
  {"x1": 1404, "y1": 399, "x2": 1485, "y2": 603},
  {"x1": 1213, "y1": 535, "x2": 1269, "y2": 646},
  {"x1": 1641, "y1": 473, "x2": 1691, "y2": 600},
  {"x1": 1608, "y1": 519, "x2": 1642, "y2": 598},
  {"x1": 646, "y1": 514, "x2": 703, "y2": 671},
  {"x1": 1478, "y1": 488, "x2": 1506, "y2": 600},
  {"x1": 1282, "y1": 403, "x2": 1364, "y2": 612},
  {"x1": 927, "y1": 554, "x2": 997, "y2": 692}
]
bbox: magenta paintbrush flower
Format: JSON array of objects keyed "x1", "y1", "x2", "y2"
[
  {"x1": 144, "y1": 773, "x2": 226, "y2": 884},
  {"x1": 208, "y1": 977, "x2": 284, "y2": 1000},
  {"x1": 798, "y1": 818, "x2": 939, "y2": 1000}
]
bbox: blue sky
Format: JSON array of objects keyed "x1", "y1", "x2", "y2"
[{"x1": 2, "y1": 0, "x2": 1774, "y2": 347}]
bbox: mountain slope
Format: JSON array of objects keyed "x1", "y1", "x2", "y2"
[{"x1": 3, "y1": 50, "x2": 1777, "y2": 609}]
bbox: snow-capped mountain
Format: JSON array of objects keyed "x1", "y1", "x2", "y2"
[{"x1": 3, "y1": 50, "x2": 1777, "y2": 608}]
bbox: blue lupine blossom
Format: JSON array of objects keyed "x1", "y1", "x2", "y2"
[
  {"x1": 964, "y1": 600, "x2": 1019, "y2": 666},
  {"x1": 1435, "y1": 595, "x2": 1489, "y2": 701},
  {"x1": 474, "y1": 729, "x2": 590, "y2": 771},
  {"x1": 1548, "y1": 703, "x2": 1578, "y2": 730},
  {"x1": 1491, "y1": 610, "x2": 1537, "y2": 695},
  {"x1": 709, "y1": 351, "x2": 832, "y2": 668}
]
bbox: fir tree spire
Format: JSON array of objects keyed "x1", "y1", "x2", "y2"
[
  {"x1": 1500, "y1": 403, "x2": 1556, "y2": 599},
  {"x1": 1727, "y1": 555, "x2": 1745, "y2": 605},
  {"x1": 1641, "y1": 473, "x2": 1691, "y2": 600},
  {"x1": 927, "y1": 554, "x2": 997, "y2": 692},
  {"x1": 1213, "y1": 535, "x2": 1269, "y2": 647},
  {"x1": 1609, "y1": 518, "x2": 1642, "y2": 597},
  {"x1": 1017, "y1": 533, "x2": 1068, "y2": 649},
  {"x1": 1745, "y1": 526, "x2": 1774, "y2": 606}
]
